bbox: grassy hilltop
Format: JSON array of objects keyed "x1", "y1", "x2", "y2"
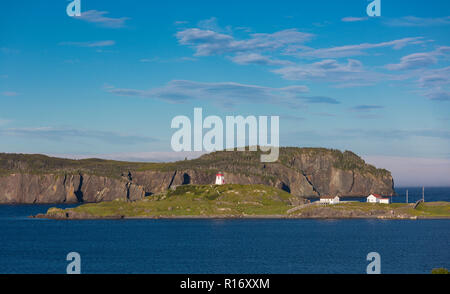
[
  {"x1": 44, "y1": 184, "x2": 298, "y2": 218},
  {"x1": 0, "y1": 147, "x2": 390, "y2": 177}
]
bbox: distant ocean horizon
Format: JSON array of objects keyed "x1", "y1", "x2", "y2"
[{"x1": 0, "y1": 187, "x2": 449, "y2": 274}]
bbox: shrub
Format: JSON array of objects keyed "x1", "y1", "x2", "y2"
[{"x1": 431, "y1": 268, "x2": 449, "y2": 274}]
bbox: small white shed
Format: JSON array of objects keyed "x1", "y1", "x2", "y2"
[{"x1": 320, "y1": 196, "x2": 340, "y2": 205}]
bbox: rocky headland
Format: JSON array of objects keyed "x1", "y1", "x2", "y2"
[{"x1": 0, "y1": 147, "x2": 395, "y2": 204}]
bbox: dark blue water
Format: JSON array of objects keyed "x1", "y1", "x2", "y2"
[{"x1": 0, "y1": 188, "x2": 449, "y2": 274}]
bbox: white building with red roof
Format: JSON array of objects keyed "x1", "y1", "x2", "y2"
[{"x1": 367, "y1": 194, "x2": 390, "y2": 204}]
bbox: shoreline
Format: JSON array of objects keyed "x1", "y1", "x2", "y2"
[{"x1": 32, "y1": 214, "x2": 450, "y2": 220}]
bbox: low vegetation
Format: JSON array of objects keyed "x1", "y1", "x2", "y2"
[
  {"x1": 431, "y1": 268, "x2": 449, "y2": 274},
  {"x1": 41, "y1": 184, "x2": 450, "y2": 219},
  {"x1": 288, "y1": 201, "x2": 450, "y2": 218},
  {"x1": 45, "y1": 184, "x2": 298, "y2": 218}
]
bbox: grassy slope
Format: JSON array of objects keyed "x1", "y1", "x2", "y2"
[
  {"x1": 45, "y1": 185, "x2": 450, "y2": 219},
  {"x1": 47, "y1": 184, "x2": 295, "y2": 218}
]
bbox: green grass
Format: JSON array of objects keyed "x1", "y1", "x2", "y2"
[
  {"x1": 409, "y1": 202, "x2": 450, "y2": 217},
  {"x1": 47, "y1": 184, "x2": 296, "y2": 218},
  {"x1": 431, "y1": 268, "x2": 449, "y2": 274},
  {"x1": 45, "y1": 185, "x2": 450, "y2": 219}
]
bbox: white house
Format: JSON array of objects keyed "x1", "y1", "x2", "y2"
[
  {"x1": 319, "y1": 196, "x2": 340, "y2": 205},
  {"x1": 215, "y1": 172, "x2": 225, "y2": 185},
  {"x1": 367, "y1": 194, "x2": 390, "y2": 204}
]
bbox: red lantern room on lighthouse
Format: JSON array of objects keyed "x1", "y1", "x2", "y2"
[{"x1": 215, "y1": 172, "x2": 225, "y2": 185}]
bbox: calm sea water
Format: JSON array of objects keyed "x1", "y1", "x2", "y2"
[{"x1": 0, "y1": 187, "x2": 449, "y2": 274}]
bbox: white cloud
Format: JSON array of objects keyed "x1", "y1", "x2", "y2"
[
  {"x1": 0, "y1": 127, "x2": 156, "y2": 144},
  {"x1": 77, "y1": 10, "x2": 129, "y2": 28},
  {"x1": 386, "y1": 53, "x2": 438, "y2": 70},
  {"x1": 349, "y1": 105, "x2": 385, "y2": 112},
  {"x1": 273, "y1": 59, "x2": 388, "y2": 86},
  {"x1": 385, "y1": 48, "x2": 450, "y2": 102},
  {"x1": 230, "y1": 53, "x2": 292, "y2": 66},
  {"x1": 341, "y1": 17, "x2": 368, "y2": 22},
  {"x1": 424, "y1": 89, "x2": 450, "y2": 101},
  {"x1": 0, "y1": 118, "x2": 11, "y2": 126},
  {"x1": 1, "y1": 91, "x2": 20, "y2": 96},
  {"x1": 176, "y1": 28, "x2": 314, "y2": 56},
  {"x1": 106, "y1": 80, "x2": 322, "y2": 108},
  {"x1": 386, "y1": 46, "x2": 449, "y2": 70},
  {"x1": 288, "y1": 37, "x2": 426, "y2": 59},
  {"x1": 384, "y1": 16, "x2": 450, "y2": 27},
  {"x1": 59, "y1": 40, "x2": 115, "y2": 47},
  {"x1": 418, "y1": 67, "x2": 450, "y2": 88},
  {"x1": 139, "y1": 57, "x2": 160, "y2": 63}
]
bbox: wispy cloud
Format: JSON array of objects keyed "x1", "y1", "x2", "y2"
[
  {"x1": 385, "y1": 46, "x2": 449, "y2": 70},
  {"x1": 288, "y1": 37, "x2": 426, "y2": 59},
  {"x1": 59, "y1": 40, "x2": 115, "y2": 47},
  {"x1": 106, "y1": 80, "x2": 320, "y2": 108},
  {"x1": 273, "y1": 59, "x2": 392, "y2": 87},
  {"x1": 384, "y1": 16, "x2": 450, "y2": 27},
  {"x1": 385, "y1": 48, "x2": 450, "y2": 102},
  {"x1": 175, "y1": 18, "x2": 428, "y2": 90},
  {"x1": 1, "y1": 91, "x2": 20, "y2": 96},
  {"x1": 341, "y1": 128, "x2": 450, "y2": 140},
  {"x1": 197, "y1": 17, "x2": 231, "y2": 33},
  {"x1": 418, "y1": 66, "x2": 450, "y2": 88},
  {"x1": 424, "y1": 89, "x2": 450, "y2": 101},
  {"x1": 291, "y1": 128, "x2": 450, "y2": 142},
  {"x1": 386, "y1": 53, "x2": 438, "y2": 70},
  {"x1": 139, "y1": 57, "x2": 160, "y2": 63},
  {"x1": 281, "y1": 115, "x2": 306, "y2": 122},
  {"x1": 76, "y1": 10, "x2": 129, "y2": 28},
  {"x1": 301, "y1": 96, "x2": 340, "y2": 104},
  {"x1": 0, "y1": 127, "x2": 157, "y2": 144},
  {"x1": 230, "y1": 53, "x2": 292, "y2": 66},
  {"x1": 341, "y1": 16, "x2": 368, "y2": 22},
  {"x1": 174, "y1": 20, "x2": 189, "y2": 25},
  {"x1": 0, "y1": 118, "x2": 11, "y2": 126},
  {"x1": 0, "y1": 47, "x2": 20, "y2": 55},
  {"x1": 349, "y1": 105, "x2": 385, "y2": 112},
  {"x1": 176, "y1": 27, "x2": 314, "y2": 57}
]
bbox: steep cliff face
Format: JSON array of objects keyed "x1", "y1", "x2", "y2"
[
  {"x1": 0, "y1": 147, "x2": 395, "y2": 203},
  {"x1": 0, "y1": 173, "x2": 145, "y2": 204}
]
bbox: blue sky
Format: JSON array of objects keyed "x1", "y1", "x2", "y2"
[{"x1": 0, "y1": 0, "x2": 449, "y2": 186}]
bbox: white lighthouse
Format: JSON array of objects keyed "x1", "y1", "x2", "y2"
[{"x1": 215, "y1": 172, "x2": 225, "y2": 185}]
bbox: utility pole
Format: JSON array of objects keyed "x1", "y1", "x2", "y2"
[
  {"x1": 406, "y1": 189, "x2": 408, "y2": 204},
  {"x1": 422, "y1": 186, "x2": 425, "y2": 202}
]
